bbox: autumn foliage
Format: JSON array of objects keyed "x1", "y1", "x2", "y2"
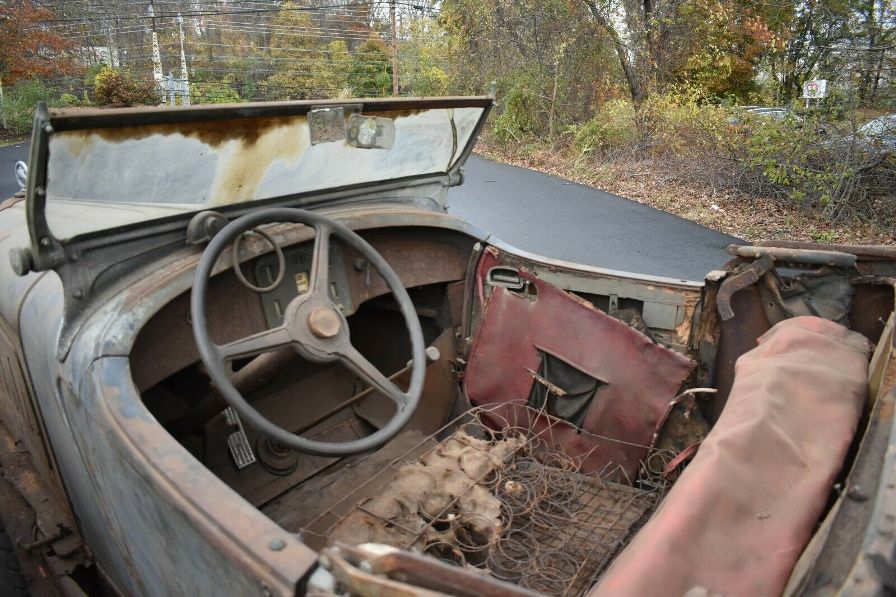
[
  {"x1": 0, "y1": 1, "x2": 76, "y2": 84},
  {"x1": 92, "y1": 67, "x2": 161, "y2": 107}
]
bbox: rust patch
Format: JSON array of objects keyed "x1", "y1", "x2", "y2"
[
  {"x1": 74, "y1": 109, "x2": 421, "y2": 147},
  {"x1": 208, "y1": 117, "x2": 310, "y2": 205},
  {"x1": 674, "y1": 294, "x2": 701, "y2": 343},
  {"x1": 880, "y1": 394, "x2": 894, "y2": 421},
  {"x1": 366, "y1": 109, "x2": 425, "y2": 121},
  {"x1": 85, "y1": 115, "x2": 306, "y2": 147},
  {"x1": 58, "y1": 133, "x2": 95, "y2": 159},
  {"x1": 880, "y1": 354, "x2": 896, "y2": 411}
]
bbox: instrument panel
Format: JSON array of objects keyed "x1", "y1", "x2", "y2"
[{"x1": 253, "y1": 244, "x2": 353, "y2": 327}]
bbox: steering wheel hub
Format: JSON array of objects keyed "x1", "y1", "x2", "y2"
[{"x1": 308, "y1": 306, "x2": 342, "y2": 339}]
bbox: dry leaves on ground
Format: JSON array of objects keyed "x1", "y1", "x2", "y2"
[{"x1": 477, "y1": 141, "x2": 895, "y2": 246}]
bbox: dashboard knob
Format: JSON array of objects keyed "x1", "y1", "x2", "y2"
[{"x1": 9, "y1": 247, "x2": 33, "y2": 276}]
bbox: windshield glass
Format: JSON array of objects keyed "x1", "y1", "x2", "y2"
[{"x1": 43, "y1": 103, "x2": 487, "y2": 240}]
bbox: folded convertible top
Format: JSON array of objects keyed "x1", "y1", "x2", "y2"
[{"x1": 591, "y1": 316, "x2": 871, "y2": 597}]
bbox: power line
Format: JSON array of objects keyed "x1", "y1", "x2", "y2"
[{"x1": 31, "y1": 1, "x2": 430, "y2": 24}]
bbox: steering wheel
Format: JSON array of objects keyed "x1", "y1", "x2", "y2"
[{"x1": 191, "y1": 208, "x2": 426, "y2": 456}]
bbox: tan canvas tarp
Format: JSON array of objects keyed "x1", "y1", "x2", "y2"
[{"x1": 591, "y1": 316, "x2": 871, "y2": 597}]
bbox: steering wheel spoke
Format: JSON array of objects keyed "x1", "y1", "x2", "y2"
[
  {"x1": 217, "y1": 326, "x2": 293, "y2": 362},
  {"x1": 338, "y1": 345, "x2": 409, "y2": 409},
  {"x1": 308, "y1": 223, "x2": 332, "y2": 298}
]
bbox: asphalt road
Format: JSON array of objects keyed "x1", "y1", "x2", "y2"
[
  {"x1": 0, "y1": 142, "x2": 740, "y2": 281},
  {"x1": 449, "y1": 156, "x2": 741, "y2": 280}
]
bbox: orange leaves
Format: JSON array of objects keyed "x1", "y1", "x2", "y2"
[{"x1": 0, "y1": 1, "x2": 76, "y2": 84}]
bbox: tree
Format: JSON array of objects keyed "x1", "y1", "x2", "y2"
[
  {"x1": 310, "y1": 40, "x2": 353, "y2": 98},
  {"x1": 440, "y1": 0, "x2": 619, "y2": 133},
  {"x1": 667, "y1": 0, "x2": 774, "y2": 99},
  {"x1": 348, "y1": 38, "x2": 392, "y2": 97},
  {"x1": 400, "y1": 18, "x2": 450, "y2": 96},
  {"x1": 0, "y1": 1, "x2": 75, "y2": 84},
  {"x1": 581, "y1": 0, "x2": 658, "y2": 102},
  {"x1": 263, "y1": 5, "x2": 321, "y2": 99},
  {"x1": 761, "y1": 0, "x2": 853, "y2": 101}
]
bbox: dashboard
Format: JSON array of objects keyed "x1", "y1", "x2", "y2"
[
  {"x1": 253, "y1": 244, "x2": 352, "y2": 328},
  {"x1": 130, "y1": 226, "x2": 477, "y2": 393}
]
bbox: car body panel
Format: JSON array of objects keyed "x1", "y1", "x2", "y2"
[{"x1": 1, "y1": 197, "x2": 495, "y2": 594}]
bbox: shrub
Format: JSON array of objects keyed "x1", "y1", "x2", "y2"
[
  {"x1": 723, "y1": 110, "x2": 896, "y2": 223},
  {"x1": 637, "y1": 94, "x2": 728, "y2": 156},
  {"x1": 565, "y1": 92, "x2": 894, "y2": 224},
  {"x1": 492, "y1": 77, "x2": 542, "y2": 143},
  {"x1": 92, "y1": 66, "x2": 161, "y2": 107},
  {"x1": 190, "y1": 80, "x2": 241, "y2": 104},
  {"x1": 568, "y1": 95, "x2": 727, "y2": 160},
  {"x1": 569, "y1": 99, "x2": 638, "y2": 155},
  {"x1": 1, "y1": 79, "x2": 63, "y2": 134}
]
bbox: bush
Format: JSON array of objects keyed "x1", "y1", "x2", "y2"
[
  {"x1": 93, "y1": 66, "x2": 161, "y2": 107},
  {"x1": 725, "y1": 110, "x2": 895, "y2": 222},
  {"x1": 565, "y1": 92, "x2": 894, "y2": 224},
  {"x1": 738, "y1": 117, "x2": 836, "y2": 203},
  {"x1": 1, "y1": 79, "x2": 64, "y2": 134},
  {"x1": 568, "y1": 95, "x2": 727, "y2": 159},
  {"x1": 637, "y1": 94, "x2": 728, "y2": 156},
  {"x1": 190, "y1": 80, "x2": 241, "y2": 104},
  {"x1": 492, "y1": 77, "x2": 542, "y2": 143},
  {"x1": 569, "y1": 99, "x2": 638, "y2": 155}
]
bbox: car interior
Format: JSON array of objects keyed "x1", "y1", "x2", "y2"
[{"x1": 129, "y1": 220, "x2": 894, "y2": 595}]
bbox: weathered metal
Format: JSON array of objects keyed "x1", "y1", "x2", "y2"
[
  {"x1": 729, "y1": 244, "x2": 859, "y2": 269},
  {"x1": 758, "y1": 240, "x2": 896, "y2": 276},
  {"x1": 715, "y1": 254, "x2": 774, "y2": 320},
  {"x1": 0, "y1": 199, "x2": 489, "y2": 595},
  {"x1": 325, "y1": 542, "x2": 540, "y2": 597}
]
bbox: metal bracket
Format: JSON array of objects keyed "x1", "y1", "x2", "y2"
[
  {"x1": 186, "y1": 211, "x2": 228, "y2": 245},
  {"x1": 716, "y1": 254, "x2": 775, "y2": 321},
  {"x1": 319, "y1": 542, "x2": 538, "y2": 597},
  {"x1": 486, "y1": 266, "x2": 525, "y2": 290}
]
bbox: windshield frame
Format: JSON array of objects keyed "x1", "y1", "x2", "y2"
[{"x1": 23, "y1": 96, "x2": 493, "y2": 273}]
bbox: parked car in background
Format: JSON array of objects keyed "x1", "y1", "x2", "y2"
[
  {"x1": 857, "y1": 114, "x2": 896, "y2": 152},
  {"x1": 728, "y1": 105, "x2": 804, "y2": 127},
  {"x1": 745, "y1": 106, "x2": 800, "y2": 122}
]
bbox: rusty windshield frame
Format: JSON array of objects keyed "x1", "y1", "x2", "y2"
[{"x1": 22, "y1": 97, "x2": 493, "y2": 274}]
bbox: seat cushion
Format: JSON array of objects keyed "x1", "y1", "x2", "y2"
[{"x1": 590, "y1": 316, "x2": 871, "y2": 597}]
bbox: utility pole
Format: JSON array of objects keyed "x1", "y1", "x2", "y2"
[
  {"x1": 178, "y1": 13, "x2": 191, "y2": 105},
  {"x1": 390, "y1": 0, "x2": 399, "y2": 96},
  {"x1": 148, "y1": 1, "x2": 164, "y2": 95}
]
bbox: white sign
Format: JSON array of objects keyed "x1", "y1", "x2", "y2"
[{"x1": 803, "y1": 79, "x2": 828, "y2": 99}]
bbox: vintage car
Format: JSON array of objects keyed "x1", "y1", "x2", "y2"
[{"x1": 0, "y1": 97, "x2": 894, "y2": 596}]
